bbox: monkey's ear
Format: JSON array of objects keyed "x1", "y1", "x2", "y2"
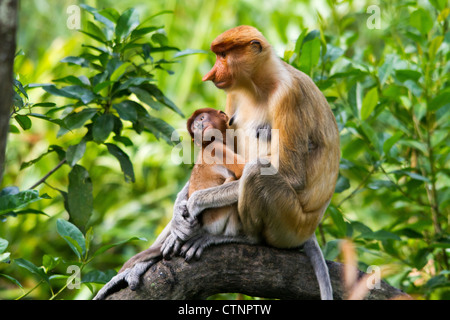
[
  {"x1": 219, "y1": 110, "x2": 229, "y2": 122},
  {"x1": 250, "y1": 40, "x2": 262, "y2": 53}
]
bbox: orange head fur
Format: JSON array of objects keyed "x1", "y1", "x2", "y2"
[
  {"x1": 210, "y1": 25, "x2": 268, "y2": 54},
  {"x1": 202, "y1": 26, "x2": 272, "y2": 91},
  {"x1": 187, "y1": 108, "x2": 229, "y2": 146}
]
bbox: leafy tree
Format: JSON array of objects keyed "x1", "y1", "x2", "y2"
[
  {"x1": 1, "y1": 5, "x2": 198, "y2": 299},
  {"x1": 1, "y1": 0, "x2": 448, "y2": 300},
  {"x1": 287, "y1": 0, "x2": 449, "y2": 299}
]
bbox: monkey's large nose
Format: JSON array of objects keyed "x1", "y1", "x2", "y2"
[{"x1": 202, "y1": 66, "x2": 216, "y2": 82}]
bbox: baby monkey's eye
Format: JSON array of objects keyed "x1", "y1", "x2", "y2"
[{"x1": 219, "y1": 52, "x2": 226, "y2": 58}]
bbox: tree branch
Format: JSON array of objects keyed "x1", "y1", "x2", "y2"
[
  {"x1": 102, "y1": 243, "x2": 409, "y2": 300},
  {"x1": 29, "y1": 159, "x2": 66, "y2": 189},
  {"x1": 0, "y1": 0, "x2": 18, "y2": 185}
]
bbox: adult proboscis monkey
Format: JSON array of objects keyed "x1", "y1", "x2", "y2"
[{"x1": 95, "y1": 26, "x2": 339, "y2": 300}]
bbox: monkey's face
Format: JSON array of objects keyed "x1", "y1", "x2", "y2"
[
  {"x1": 187, "y1": 109, "x2": 229, "y2": 146},
  {"x1": 202, "y1": 26, "x2": 269, "y2": 91},
  {"x1": 202, "y1": 52, "x2": 233, "y2": 89}
]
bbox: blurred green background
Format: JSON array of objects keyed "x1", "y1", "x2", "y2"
[{"x1": 1, "y1": 0, "x2": 449, "y2": 300}]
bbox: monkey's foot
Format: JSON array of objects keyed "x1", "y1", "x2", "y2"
[
  {"x1": 179, "y1": 234, "x2": 255, "y2": 261},
  {"x1": 93, "y1": 259, "x2": 158, "y2": 300}
]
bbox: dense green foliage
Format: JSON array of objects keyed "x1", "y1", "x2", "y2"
[{"x1": 0, "y1": 0, "x2": 449, "y2": 300}]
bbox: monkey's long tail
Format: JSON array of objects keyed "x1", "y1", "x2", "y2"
[{"x1": 303, "y1": 234, "x2": 333, "y2": 300}]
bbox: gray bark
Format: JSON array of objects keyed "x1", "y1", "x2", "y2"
[
  {"x1": 0, "y1": 0, "x2": 18, "y2": 184},
  {"x1": 104, "y1": 243, "x2": 409, "y2": 300}
]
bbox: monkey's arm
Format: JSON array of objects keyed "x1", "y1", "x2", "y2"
[{"x1": 186, "y1": 180, "x2": 240, "y2": 218}]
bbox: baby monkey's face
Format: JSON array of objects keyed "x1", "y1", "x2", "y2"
[{"x1": 187, "y1": 109, "x2": 229, "y2": 146}]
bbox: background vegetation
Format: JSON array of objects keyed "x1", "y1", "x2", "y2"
[{"x1": 0, "y1": 0, "x2": 448, "y2": 300}]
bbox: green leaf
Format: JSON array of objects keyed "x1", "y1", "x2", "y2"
[
  {"x1": 15, "y1": 258, "x2": 49, "y2": 284},
  {"x1": 429, "y1": 0, "x2": 447, "y2": 10},
  {"x1": 28, "y1": 113, "x2": 68, "y2": 130},
  {"x1": 56, "y1": 219, "x2": 86, "y2": 259},
  {"x1": 140, "y1": 84, "x2": 184, "y2": 117},
  {"x1": 151, "y1": 32, "x2": 168, "y2": 46},
  {"x1": 383, "y1": 131, "x2": 403, "y2": 156},
  {"x1": 348, "y1": 82, "x2": 362, "y2": 118},
  {"x1": 428, "y1": 36, "x2": 444, "y2": 64},
  {"x1": 110, "y1": 62, "x2": 131, "y2": 82},
  {"x1": 391, "y1": 170, "x2": 431, "y2": 182},
  {"x1": 66, "y1": 140, "x2": 87, "y2": 167},
  {"x1": 351, "y1": 221, "x2": 373, "y2": 236},
  {"x1": 395, "y1": 228, "x2": 423, "y2": 239},
  {"x1": 360, "y1": 230, "x2": 401, "y2": 241},
  {"x1": 9, "y1": 124, "x2": 20, "y2": 134},
  {"x1": 115, "y1": 8, "x2": 140, "y2": 41},
  {"x1": 115, "y1": 77, "x2": 154, "y2": 92},
  {"x1": 360, "y1": 87, "x2": 378, "y2": 120},
  {"x1": 399, "y1": 139, "x2": 428, "y2": 155},
  {"x1": 0, "y1": 238, "x2": 8, "y2": 254},
  {"x1": 131, "y1": 26, "x2": 162, "y2": 39},
  {"x1": 67, "y1": 165, "x2": 93, "y2": 231},
  {"x1": 3, "y1": 208, "x2": 49, "y2": 218},
  {"x1": 173, "y1": 49, "x2": 208, "y2": 59},
  {"x1": 14, "y1": 79, "x2": 28, "y2": 99},
  {"x1": 429, "y1": 88, "x2": 450, "y2": 111},
  {"x1": 63, "y1": 108, "x2": 98, "y2": 131},
  {"x1": 82, "y1": 270, "x2": 116, "y2": 284},
  {"x1": 334, "y1": 175, "x2": 350, "y2": 193},
  {"x1": 329, "y1": 206, "x2": 347, "y2": 236},
  {"x1": 425, "y1": 275, "x2": 449, "y2": 289},
  {"x1": 105, "y1": 143, "x2": 135, "y2": 183},
  {"x1": 113, "y1": 100, "x2": 138, "y2": 122},
  {"x1": 92, "y1": 114, "x2": 115, "y2": 142},
  {"x1": 299, "y1": 37, "x2": 321, "y2": 74},
  {"x1": 15, "y1": 115, "x2": 32, "y2": 130},
  {"x1": 395, "y1": 69, "x2": 422, "y2": 83},
  {"x1": 32, "y1": 102, "x2": 56, "y2": 108},
  {"x1": 149, "y1": 46, "x2": 180, "y2": 53},
  {"x1": 294, "y1": 28, "x2": 308, "y2": 61},
  {"x1": 0, "y1": 273, "x2": 22, "y2": 288},
  {"x1": 93, "y1": 81, "x2": 114, "y2": 93},
  {"x1": 411, "y1": 248, "x2": 431, "y2": 269},
  {"x1": 86, "y1": 21, "x2": 107, "y2": 43},
  {"x1": 360, "y1": 122, "x2": 382, "y2": 155},
  {"x1": 141, "y1": 116, "x2": 176, "y2": 144},
  {"x1": 323, "y1": 239, "x2": 343, "y2": 260},
  {"x1": 129, "y1": 86, "x2": 162, "y2": 111},
  {"x1": 80, "y1": 4, "x2": 116, "y2": 31},
  {"x1": 53, "y1": 75, "x2": 86, "y2": 86},
  {"x1": 97, "y1": 8, "x2": 120, "y2": 23},
  {"x1": 60, "y1": 56, "x2": 91, "y2": 68},
  {"x1": 0, "y1": 190, "x2": 48, "y2": 215},
  {"x1": 378, "y1": 54, "x2": 397, "y2": 86},
  {"x1": 0, "y1": 252, "x2": 10, "y2": 264},
  {"x1": 60, "y1": 85, "x2": 97, "y2": 104},
  {"x1": 410, "y1": 8, "x2": 433, "y2": 35},
  {"x1": 42, "y1": 255, "x2": 61, "y2": 272}
]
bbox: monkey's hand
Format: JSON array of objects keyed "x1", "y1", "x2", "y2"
[
  {"x1": 172, "y1": 199, "x2": 200, "y2": 241},
  {"x1": 161, "y1": 199, "x2": 201, "y2": 257}
]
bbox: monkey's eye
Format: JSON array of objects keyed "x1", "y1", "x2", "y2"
[
  {"x1": 219, "y1": 52, "x2": 226, "y2": 58},
  {"x1": 250, "y1": 40, "x2": 263, "y2": 53}
]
